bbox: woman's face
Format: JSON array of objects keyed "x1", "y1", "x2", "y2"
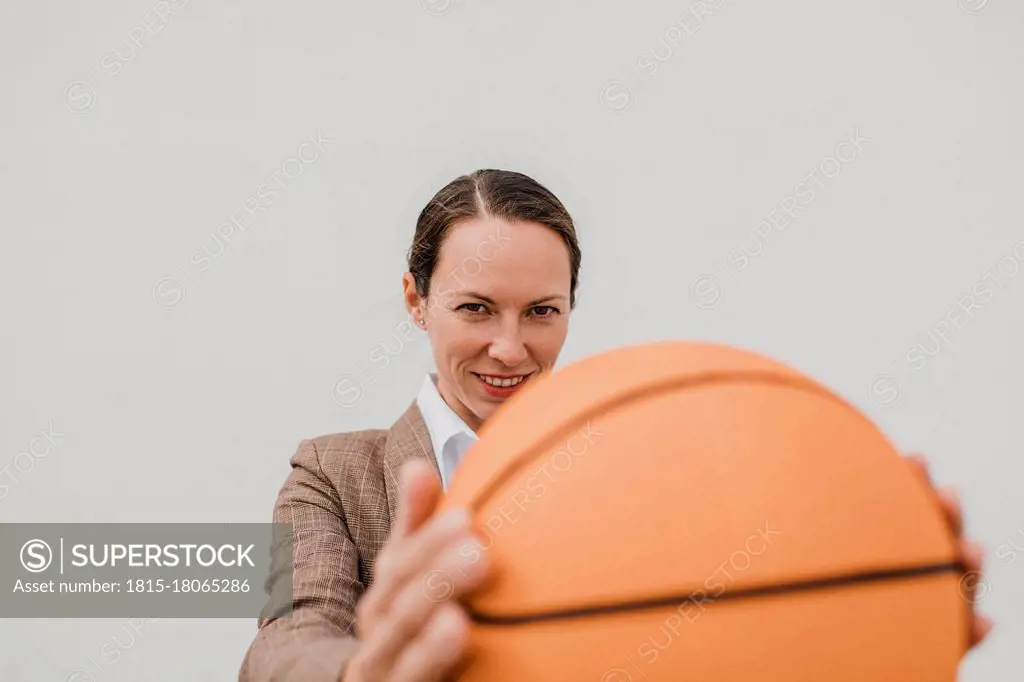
[{"x1": 404, "y1": 216, "x2": 572, "y2": 431}]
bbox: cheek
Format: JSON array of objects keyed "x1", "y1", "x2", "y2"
[
  {"x1": 435, "y1": 321, "x2": 490, "y2": 362},
  {"x1": 528, "y1": 324, "x2": 569, "y2": 362}
]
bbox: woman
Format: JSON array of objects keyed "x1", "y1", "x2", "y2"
[{"x1": 239, "y1": 169, "x2": 992, "y2": 682}]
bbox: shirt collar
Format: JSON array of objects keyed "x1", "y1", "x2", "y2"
[{"x1": 416, "y1": 373, "x2": 477, "y2": 487}]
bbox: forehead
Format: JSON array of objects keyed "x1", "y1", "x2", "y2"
[{"x1": 434, "y1": 216, "x2": 571, "y2": 299}]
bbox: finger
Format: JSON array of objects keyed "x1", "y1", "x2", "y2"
[
  {"x1": 938, "y1": 487, "x2": 964, "y2": 538},
  {"x1": 957, "y1": 541, "x2": 985, "y2": 633},
  {"x1": 367, "y1": 515, "x2": 482, "y2": 630},
  {"x1": 905, "y1": 453, "x2": 931, "y2": 485},
  {"x1": 959, "y1": 539, "x2": 984, "y2": 574},
  {"x1": 358, "y1": 508, "x2": 474, "y2": 633},
  {"x1": 390, "y1": 603, "x2": 471, "y2": 682},
  {"x1": 358, "y1": 459, "x2": 442, "y2": 634},
  {"x1": 970, "y1": 613, "x2": 995, "y2": 647},
  {"x1": 904, "y1": 455, "x2": 967, "y2": 539},
  {"x1": 379, "y1": 508, "x2": 474, "y2": 592},
  {"x1": 393, "y1": 460, "x2": 444, "y2": 539},
  {"x1": 354, "y1": 537, "x2": 488, "y2": 681},
  {"x1": 392, "y1": 533, "x2": 491, "y2": 629}
]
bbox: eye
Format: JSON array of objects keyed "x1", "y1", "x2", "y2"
[
  {"x1": 531, "y1": 305, "x2": 559, "y2": 318},
  {"x1": 457, "y1": 303, "x2": 488, "y2": 315}
]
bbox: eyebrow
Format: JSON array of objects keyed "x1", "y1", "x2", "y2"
[{"x1": 460, "y1": 292, "x2": 568, "y2": 307}]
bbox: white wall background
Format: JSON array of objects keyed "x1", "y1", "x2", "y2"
[{"x1": 2, "y1": 0, "x2": 1022, "y2": 679}]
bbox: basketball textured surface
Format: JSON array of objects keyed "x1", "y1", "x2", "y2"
[{"x1": 436, "y1": 341, "x2": 967, "y2": 681}]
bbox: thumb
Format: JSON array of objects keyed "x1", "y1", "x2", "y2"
[{"x1": 393, "y1": 459, "x2": 443, "y2": 539}]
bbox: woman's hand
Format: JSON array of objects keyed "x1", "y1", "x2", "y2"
[
  {"x1": 342, "y1": 460, "x2": 491, "y2": 682},
  {"x1": 906, "y1": 453, "x2": 995, "y2": 648}
]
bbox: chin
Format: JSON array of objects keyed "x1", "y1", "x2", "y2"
[
  {"x1": 475, "y1": 398, "x2": 499, "y2": 413},
  {"x1": 476, "y1": 402, "x2": 505, "y2": 426}
]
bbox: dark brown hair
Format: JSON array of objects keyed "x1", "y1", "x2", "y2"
[{"x1": 407, "y1": 169, "x2": 582, "y2": 308}]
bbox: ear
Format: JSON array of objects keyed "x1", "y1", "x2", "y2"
[{"x1": 402, "y1": 272, "x2": 425, "y2": 322}]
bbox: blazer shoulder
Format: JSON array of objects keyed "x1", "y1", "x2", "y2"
[{"x1": 300, "y1": 428, "x2": 388, "y2": 477}]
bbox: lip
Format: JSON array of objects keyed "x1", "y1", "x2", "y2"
[{"x1": 472, "y1": 371, "x2": 536, "y2": 399}]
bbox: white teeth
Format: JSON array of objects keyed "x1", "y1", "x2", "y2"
[{"x1": 479, "y1": 374, "x2": 525, "y2": 388}]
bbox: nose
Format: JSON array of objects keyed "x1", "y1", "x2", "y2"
[{"x1": 487, "y1": 318, "x2": 528, "y2": 368}]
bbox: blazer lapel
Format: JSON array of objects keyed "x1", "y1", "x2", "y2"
[{"x1": 383, "y1": 401, "x2": 442, "y2": 523}]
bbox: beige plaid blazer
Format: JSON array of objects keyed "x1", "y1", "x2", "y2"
[{"x1": 238, "y1": 401, "x2": 442, "y2": 682}]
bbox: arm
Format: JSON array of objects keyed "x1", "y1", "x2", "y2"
[{"x1": 239, "y1": 438, "x2": 362, "y2": 682}]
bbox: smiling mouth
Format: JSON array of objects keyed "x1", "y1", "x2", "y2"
[{"x1": 472, "y1": 371, "x2": 536, "y2": 388}]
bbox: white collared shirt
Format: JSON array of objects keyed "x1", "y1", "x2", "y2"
[{"x1": 416, "y1": 373, "x2": 478, "y2": 490}]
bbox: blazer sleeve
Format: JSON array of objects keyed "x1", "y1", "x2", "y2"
[{"x1": 239, "y1": 438, "x2": 364, "y2": 682}]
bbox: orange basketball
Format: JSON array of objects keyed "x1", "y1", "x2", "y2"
[{"x1": 436, "y1": 340, "x2": 968, "y2": 682}]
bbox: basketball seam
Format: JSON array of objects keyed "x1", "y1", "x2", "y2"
[
  {"x1": 466, "y1": 370, "x2": 861, "y2": 512},
  {"x1": 465, "y1": 371, "x2": 941, "y2": 622},
  {"x1": 467, "y1": 561, "x2": 964, "y2": 626}
]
